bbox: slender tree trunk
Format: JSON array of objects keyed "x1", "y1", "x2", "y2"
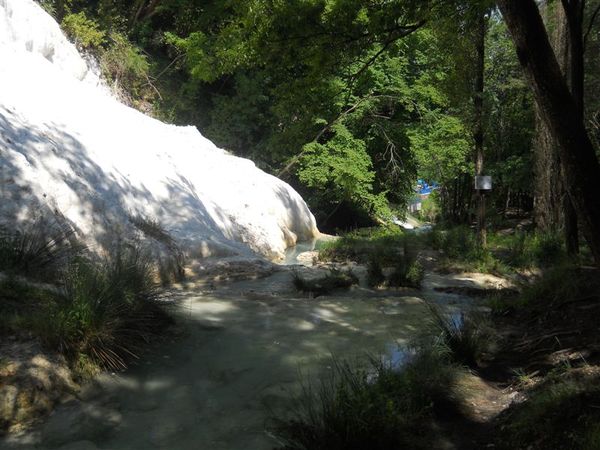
[
  {"x1": 474, "y1": 12, "x2": 487, "y2": 248},
  {"x1": 562, "y1": 0, "x2": 584, "y2": 256},
  {"x1": 498, "y1": 0, "x2": 600, "y2": 266}
]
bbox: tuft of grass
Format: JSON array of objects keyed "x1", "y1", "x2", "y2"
[
  {"x1": 0, "y1": 220, "x2": 81, "y2": 282},
  {"x1": 519, "y1": 265, "x2": 600, "y2": 310},
  {"x1": 129, "y1": 214, "x2": 185, "y2": 285},
  {"x1": 320, "y1": 227, "x2": 424, "y2": 289},
  {"x1": 293, "y1": 269, "x2": 358, "y2": 297},
  {"x1": 43, "y1": 246, "x2": 173, "y2": 371},
  {"x1": 271, "y1": 346, "x2": 458, "y2": 450},
  {"x1": 318, "y1": 227, "x2": 407, "y2": 265},
  {"x1": 388, "y1": 260, "x2": 424, "y2": 288},
  {"x1": 427, "y1": 304, "x2": 488, "y2": 368},
  {"x1": 0, "y1": 229, "x2": 173, "y2": 373}
]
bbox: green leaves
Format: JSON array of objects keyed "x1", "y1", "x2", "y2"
[{"x1": 299, "y1": 124, "x2": 375, "y2": 204}]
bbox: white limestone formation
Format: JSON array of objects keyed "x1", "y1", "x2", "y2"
[{"x1": 0, "y1": 0, "x2": 319, "y2": 261}]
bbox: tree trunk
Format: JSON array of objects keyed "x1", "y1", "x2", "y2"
[
  {"x1": 562, "y1": 0, "x2": 584, "y2": 256},
  {"x1": 474, "y1": 12, "x2": 487, "y2": 248},
  {"x1": 533, "y1": 2, "x2": 579, "y2": 255},
  {"x1": 533, "y1": 103, "x2": 562, "y2": 231},
  {"x1": 497, "y1": 0, "x2": 600, "y2": 266}
]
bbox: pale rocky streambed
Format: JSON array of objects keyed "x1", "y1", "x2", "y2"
[{"x1": 0, "y1": 254, "x2": 508, "y2": 450}]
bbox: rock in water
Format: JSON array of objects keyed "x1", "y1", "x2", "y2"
[{"x1": 0, "y1": 0, "x2": 318, "y2": 261}]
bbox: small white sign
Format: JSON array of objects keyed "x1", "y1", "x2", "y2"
[{"x1": 475, "y1": 175, "x2": 492, "y2": 190}]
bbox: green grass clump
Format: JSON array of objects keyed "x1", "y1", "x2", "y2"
[
  {"x1": 427, "y1": 305, "x2": 488, "y2": 368},
  {"x1": 0, "y1": 221, "x2": 81, "y2": 282},
  {"x1": 49, "y1": 246, "x2": 171, "y2": 370},
  {"x1": 293, "y1": 269, "x2": 358, "y2": 296},
  {"x1": 519, "y1": 265, "x2": 600, "y2": 311},
  {"x1": 130, "y1": 214, "x2": 185, "y2": 285},
  {"x1": 428, "y1": 225, "x2": 568, "y2": 274},
  {"x1": 0, "y1": 221, "x2": 174, "y2": 373},
  {"x1": 388, "y1": 260, "x2": 424, "y2": 288},
  {"x1": 271, "y1": 346, "x2": 457, "y2": 450},
  {"x1": 320, "y1": 227, "x2": 424, "y2": 288}
]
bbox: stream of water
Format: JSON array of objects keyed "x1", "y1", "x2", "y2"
[{"x1": 1, "y1": 263, "x2": 470, "y2": 450}]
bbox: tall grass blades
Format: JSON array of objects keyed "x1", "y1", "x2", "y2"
[
  {"x1": 427, "y1": 304, "x2": 488, "y2": 368},
  {"x1": 0, "y1": 220, "x2": 81, "y2": 281},
  {"x1": 48, "y1": 245, "x2": 173, "y2": 371},
  {"x1": 271, "y1": 348, "x2": 457, "y2": 450}
]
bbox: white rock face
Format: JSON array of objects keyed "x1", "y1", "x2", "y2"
[{"x1": 0, "y1": 0, "x2": 319, "y2": 261}]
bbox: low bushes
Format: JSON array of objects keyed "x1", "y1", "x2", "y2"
[{"x1": 427, "y1": 304, "x2": 489, "y2": 368}]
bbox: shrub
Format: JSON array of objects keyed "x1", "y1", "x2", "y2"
[
  {"x1": 61, "y1": 12, "x2": 106, "y2": 50},
  {"x1": 101, "y1": 33, "x2": 151, "y2": 104},
  {"x1": 271, "y1": 347, "x2": 457, "y2": 450},
  {"x1": 318, "y1": 227, "x2": 405, "y2": 265},
  {"x1": 531, "y1": 232, "x2": 565, "y2": 266},
  {"x1": 497, "y1": 373, "x2": 600, "y2": 450},
  {"x1": 520, "y1": 264, "x2": 599, "y2": 310}
]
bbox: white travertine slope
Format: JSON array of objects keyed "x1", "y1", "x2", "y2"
[{"x1": 0, "y1": 0, "x2": 319, "y2": 261}]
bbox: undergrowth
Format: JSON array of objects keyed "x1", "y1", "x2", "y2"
[
  {"x1": 428, "y1": 225, "x2": 567, "y2": 274},
  {"x1": 320, "y1": 227, "x2": 424, "y2": 288},
  {"x1": 0, "y1": 220, "x2": 175, "y2": 373},
  {"x1": 496, "y1": 370, "x2": 600, "y2": 450},
  {"x1": 271, "y1": 345, "x2": 459, "y2": 450}
]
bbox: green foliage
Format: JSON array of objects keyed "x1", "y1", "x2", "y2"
[
  {"x1": 101, "y1": 32, "x2": 151, "y2": 103},
  {"x1": 271, "y1": 346, "x2": 457, "y2": 450},
  {"x1": 419, "y1": 191, "x2": 440, "y2": 223},
  {"x1": 61, "y1": 12, "x2": 106, "y2": 49},
  {"x1": 388, "y1": 260, "x2": 424, "y2": 288},
  {"x1": 320, "y1": 227, "x2": 424, "y2": 288},
  {"x1": 298, "y1": 124, "x2": 390, "y2": 220},
  {"x1": 319, "y1": 227, "x2": 406, "y2": 265},
  {"x1": 429, "y1": 225, "x2": 479, "y2": 260}
]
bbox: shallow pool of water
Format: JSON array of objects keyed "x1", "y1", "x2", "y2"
[{"x1": 1, "y1": 271, "x2": 468, "y2": 450}]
